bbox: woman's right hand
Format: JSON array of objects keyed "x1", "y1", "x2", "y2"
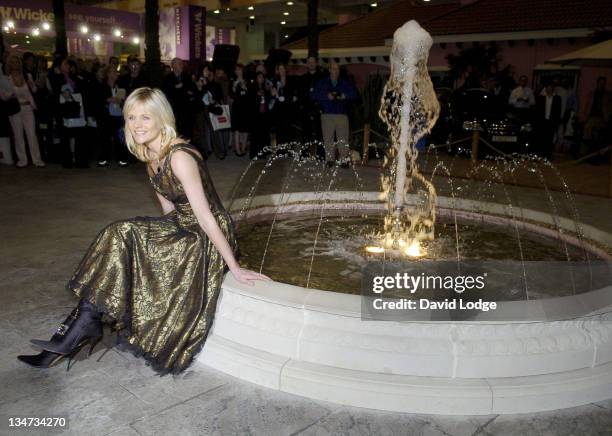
[{"x1": 230, "y1": 267, "x2": 271, "y2": 286}]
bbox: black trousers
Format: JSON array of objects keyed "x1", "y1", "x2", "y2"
[
  {"x1": 250, "y1": 113, "x2": 270, "y2": 159},
  {"x1": 61, "y1": 126, "x2": 89, "y2": 167},
  {"x1": 535, "y1": 120, "x2": 556, "y2": 159},
  {"x1": 98, "y1": 116, "x2": 130, "y2": 163}
]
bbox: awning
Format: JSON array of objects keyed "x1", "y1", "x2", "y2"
[{"x1": 546, "y1": 39, "x2": 612, "y2": 67}]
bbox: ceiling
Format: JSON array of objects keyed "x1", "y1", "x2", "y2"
[{"x1": 76, "y1": 0, "x2": 396, "y2": 28}]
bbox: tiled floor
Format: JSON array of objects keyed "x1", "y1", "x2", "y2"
[{"x1": 1, "y1": 154, "x2": 611, "y2": 436}]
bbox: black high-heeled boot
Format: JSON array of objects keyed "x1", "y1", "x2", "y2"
[
  {"x1": 18, "y1": 307, "x2": 79, "y2": 369},
  {"x1": 30, "y1": 298, "x2": 103, "y2": 355}
]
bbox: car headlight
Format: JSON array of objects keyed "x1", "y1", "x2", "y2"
[{"x1": 462, "y1": 120, "x2": 482, "y2": 131}]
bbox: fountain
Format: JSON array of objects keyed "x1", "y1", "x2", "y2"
[{"x1": 198, "y1": 21, "x2": 612, "y2": 415}]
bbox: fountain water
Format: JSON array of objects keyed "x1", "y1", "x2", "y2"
[{"x1": 378, "y1": 20, "x2": 440, "y2": 254}]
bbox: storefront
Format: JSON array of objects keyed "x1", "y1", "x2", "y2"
[{"x1": 0, "y1": 0, "x2": 141, "y2": 59}]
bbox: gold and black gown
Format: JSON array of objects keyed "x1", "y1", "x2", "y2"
[{"x1": 66, "y1": 142, "x2": 238, "y2": 375}]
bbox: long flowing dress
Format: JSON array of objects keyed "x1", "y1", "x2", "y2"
[{"x1": 66, "y1": 142, "x2": 238, "y2": 376}]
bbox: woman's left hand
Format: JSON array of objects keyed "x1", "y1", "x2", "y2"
[{"x1": 230, "y1": 267, "x2": 271, "y2": 286}]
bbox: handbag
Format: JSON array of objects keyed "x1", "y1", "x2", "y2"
[
  {"x1": 209, "y1": 104, "x2": 231, "y2": 131},
  {"x1": 59, "y1": 93, "x2": 86, "y2": 128},
  {"x1": 0, "y1": 96, "x2": 20, "y2": 116},
  {"x1": 60, "y1": 100, "x2": 82, "y2": 119}
]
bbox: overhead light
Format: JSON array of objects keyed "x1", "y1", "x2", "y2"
[
  {"x1": 284, "y1": 34, "x2": 289, "y2": 38},
  {"x1": 283, "y1": 11, "x2": 290, "y2": 15},
  {"x1": 80, "y1": 25, "x2": 89, "y2": 34},
  {"x1": 31, "y1": 28, "x2": 40, "y2": 36},
  {"x1": 94, "y1": 33, "x2": 101, "y2": 41},
  {"x1": 287, "y1": 1, "x2": 294, "y2": 5},
  {"x1": 6, "y1": 20, "x2": 14, "y2": 28},
  {"x1": 213, "y1": 9, "x2": 220, "y2": 14},
  {"x1": 370, "y1": 2, "x2": 378, "y2": 6},
  {"x1": 42, "y1": 22, "x2": 50, "y2": 31},
  {"x1": 132, "y1": 36, "x2": 140, "y2": 44},
  {"x1": 3, "y1": 26, "x2": 9, "y2": 32},
  {"x1": 25, "y1": 35, "x2": 29, "y2": 39},
  {"x1": 113, "y1": 28, "x2": 122, "y2": 37},
  {"x1": 26, "y1": 40, "x2": 30, "y2": 44},
  {"x1": 280, "y1": 21, "x2": 286, "y2": 25},
  {"x1": 249, "y1": 15, "x2": 255, "y2": 19},
  {"x1": 248, "y1": 5, "x2": 254, "y2": 10},
  {"x1": 226, "y1": 7, "x2": 230, "y2": 11}
]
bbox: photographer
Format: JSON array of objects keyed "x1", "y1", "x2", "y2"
[{"x1": 312, "y1": 61, "x2": 358, "y2": 167}]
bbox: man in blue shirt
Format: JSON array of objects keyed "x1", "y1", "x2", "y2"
[{"x1": 313, "y1": 61, "x2": 358, "y2": 167}]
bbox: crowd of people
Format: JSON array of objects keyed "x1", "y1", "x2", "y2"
[
  {"x1": 473, "y1": 71, "x2": 609, "y2": 160},
  {"x1": 161, "y1": 55, "x2": 358, "y2": 167},
  {"x1": 0, "y1": 52, "x2": 360, "y2": 169},
  {"x1": 0, "y1": 49, "x2": 608, "y2": 169}
]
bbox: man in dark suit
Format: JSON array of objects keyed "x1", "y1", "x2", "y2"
[
  {"x1": 162, "y1": 57, "x2": 196, "y2": 138},
  {"x1": 535, "y1": 82, "x2": 561, "y2": 159}
]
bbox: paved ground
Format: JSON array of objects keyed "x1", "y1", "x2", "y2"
[{"x1": 1, "y1": 154, "x2": 612, "y2": 436}]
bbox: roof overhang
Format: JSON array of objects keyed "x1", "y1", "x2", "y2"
[{"x1": 384, "y1": 28, "x2": 595, "y2": 45}]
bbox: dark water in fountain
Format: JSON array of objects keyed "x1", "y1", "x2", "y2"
[{"x1": 236, "y1": 214, "x2": 598, "y2": 295}]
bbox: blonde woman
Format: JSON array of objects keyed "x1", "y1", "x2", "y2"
[
  {"x1": 18, "y1": 87, "x2": 268, "y2": 374},
  {"x1": 5, "y1": 55, "x2": 45, "y2": 167}
]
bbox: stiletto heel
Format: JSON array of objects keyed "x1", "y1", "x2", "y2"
[
  {"x1": 88, "y1": 336, "x2": 102, "y2": 357},
  {"x1": 65, "y1": 335, "x2": 102, "y2": 372}
]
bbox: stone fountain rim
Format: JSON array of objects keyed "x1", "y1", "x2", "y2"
[{"x1": 198, "y1": 191, "x2": 612, "y2": 414}]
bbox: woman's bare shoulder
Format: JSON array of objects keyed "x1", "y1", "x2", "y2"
[{"x1": 169, "y1": 146, "x2": 204, "y2": 180}]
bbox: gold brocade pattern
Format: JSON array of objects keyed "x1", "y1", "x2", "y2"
[{"x1": 67, "y1": 143, "x2": 238, "y2": 376}]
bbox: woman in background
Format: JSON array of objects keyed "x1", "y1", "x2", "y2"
[
  {"x1": 5, "y1": 55, "x2": 45, "y2": 167},
  {"x1": 230, "y1": 64, "x2": 249, "y2": 156}
]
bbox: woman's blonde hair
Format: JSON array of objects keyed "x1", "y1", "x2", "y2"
[
  {"x1": 123, "y1": 87, "x2": 179, "y2": 162},
  {"x1": 5, "y1": 55, "x2": 23, "y2": 77}
]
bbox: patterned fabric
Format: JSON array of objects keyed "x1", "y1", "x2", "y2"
[{"x1": 67, "y1": 142, "x2": 238, "y2": 375}]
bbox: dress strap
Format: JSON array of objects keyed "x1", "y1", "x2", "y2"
[{"x1": 169, "y1": 143, "x2": 204, "y2": 163}]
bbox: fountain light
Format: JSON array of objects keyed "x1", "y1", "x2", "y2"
[
  {"x1": 283, "y1": 11, "x2": 290, "y2": 15},
  {"x1": 6, "y1": 20, "x2": 14, "y2": 29},
  {"x1": 280, "y1": 21, "x2": 286, "y2": 25},
  {"x1": 404, "y1": 241, "x2": 424, "y2": 258},
  {"x1": 287, "y1": 1, "x2": 294, "y2": 5},
  {"x1": 31, "y1": 28, "x2": 40, "y2": 37},
  {"x1": 213, "y1": 9, "x2": 220, "y2": 14},
  {"x1": 249, "y1": 15, "x2": 255, "y2": 19},
  {"x1": 248, "y1": 5, "x2": 254, "y2": 10},
  {"x1": 365, "y1": 246, "x2": 385, "y2": 254}
]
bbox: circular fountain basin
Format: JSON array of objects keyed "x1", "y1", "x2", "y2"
[{"x1": 199, "y1": 192, "x2": 612, "y2": 415}]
